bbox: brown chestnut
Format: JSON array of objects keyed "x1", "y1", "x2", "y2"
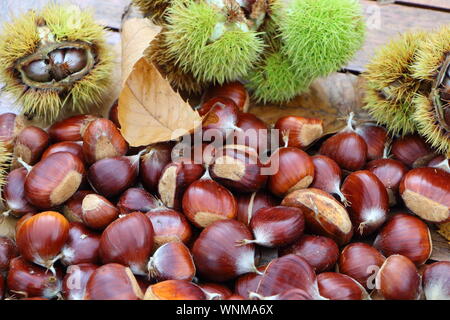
[
  {"x1": 236, "y1": 190, "x2": 279, "y2": 226},
  {"x1": 182, "y1": 177, "x2": 237, "y2": 228},
  {"x1": 422, "y1": 261, "x2": 450, "y2": 300},
  {"x1": 145, "y1": 208, "x2": 192, "y2": 248},
  {"x1": 280, "y1": 235, "x2": 339, "y2": 273},
  {"x1": 192, "y1": 219, "x2": 260, "y2": 282},
  {"x1": 148, "y1": 241, "x2": 195, "y2": 281},
  {"x1": 16, "y1": 211, "x2": 69, "y2": 270},
  {"x1": 399, "y1": 167, "x2": 450, "y2": 223},
  {"x1": 99, "y1": 212, "x2": 154, "y2": 275},
  {"x1": 82, "y1": 118, "x2": 128, "y2": 164},
  {"x1": 274, "y1": 116, "x2": 323, "y2": 149},
  {"x1": 117, "y1": 188, "x2": 161, "y2": 215},
  {"x1": 157, "y1": 159, "x2": 205, "y2": 210},
  {"x1": 375, "y1": 254, "x2": 421, "y2": 300},
  {"x1": 317, "y1": 272, "x2": 369, "y2": 300},
  {"x1": 139, "y1": 142, "x2": 173, "y2": 193},
  {"x1": 23, "y1": 152, "x2": 85, "y2": 209},
  {"x1": 240, "y1": 206, "x2": 304, "y2": 248},
  {"x1": 355, "y1": 124, "x2": 388, "y2": 161},
  {"x1": 374, "y1": 213, "x2": 432, "y2": 265},
  {"x1": 338, "y1": 242, "x2": 386, "y2": 290},
  {"x1": 201, "y1": 81, "x2": 249, "y2": 113},
  {"x1": 62, "y1": 263, "x2": 98, "y2": 300},
  {"x1": 13, "y1": 126, "x2": 49, "y2": 166},
  {"x1": 310, "y1": 155, "x2": 347, "y2": 204},
  {"x1": 63, "y1": 190, "x2": 94, "y2": 223},
  {"x1": 282, "y1": 188, "x2": 353, "y2": 246},
  {"x1": 391, "y1": 134, "x2": 435, "y2": 168},
  {"x1": 81, "y1": 194, "x2": 119, "y2": 230},
  {"x1": 49, "y1": 114, "x2": 97, "y2": 142},
  {"x1": 209, "y1": 145, "x2": 267, "y2": 193},
  {"x1": 61, "y1": 222, "x2": 101, "y2": 266},
  {"x1": 0, "y1": 236, "x2": 18, "y2": 272},
  {"x1": 85, "y1": 263, "x2": 143, "y2": 300},
  {"x1": 2, "y1": 167, "x2": 37, "y2": 217},
  {"x1": 41, "y1": 141, "x2": 85, "y2": 163},
  {"x1": 341, "y1": 170, "x2": 389, "y2": 236},
  {"x1": 267, "y1": 147, "x2": 314, "y2": 197},
  {"x1": 144, "y1": 280, "x2": 206, "y2": 300}
]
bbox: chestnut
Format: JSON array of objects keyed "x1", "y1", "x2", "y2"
[
  {"x1": 319, "y1": 113, "x2": 368, "y2": 171},
  {"x1": 422, "y1": 261, "x2": 450, "y2": 300},
  {"x1": 232, "y1": 112, "x2": 269, "y2": 154},
  {"x1": 200, "y1": 283, "x2": 232, "y2": 300},
  {"x1": 61, "y1": 222, "x2": 101, "y2": 266},
  {"x1": 391, "y1": 134, "x2": 435, "y2": 168},
  {"x1": 236, "y1": 190, "x2": 279, "y2": 226},
  {"x1": 192, "y1": 219, "x2": 260, "y2": 282},
  {"x1": 182, "y1": 178, "x2": 237, "y2": 228},
  {"x1": 240, "y1": 206, "x2": 305, "y2": 248},
  {"x1": 201, "y1": 81, "x2": 249, "y2": 113},
  {"x1": 0, "y1": 236, "x2": 18, "y2": 272},
  {"x1": 63, "y1": 190, "x2": 94, "y2": 223},
  {"x1": 209, "y1": 145, "x2": 267, "y2": 193},
  {"x1": 274, "y1": 116, "x2": 323, "y2": 149},
  {"x1": 267, "y1": 147, "x2": 314, "y2": 197},
  {"x1": 341, "y1": 170, "x2": 389, "y2": 236},
  {"x1": 282, "y1": 188, "x2": 353, "y2": 246},
  {"x1": 62, "y1": 263, "x2": 98, "y2": 300},
  {"x1": 375, "y1": 254, "x2": 421, "y2": 300},
  {"x1": 310, "y1": 155, "x2": 347, "y2": 204},
  {"x1": 317, "y1": 272, "x2": 370, "y2": 300},
  {"x1": 82, "y1": 118, "x2": 128, "y2": 164},
  {"x1": 280, "y1": 235, "x2": 339, "y2": 273},
  {"x1": 0, "y1": 273, "x2": 3, "y2": 299},
  {"x1": 117, "y1": 188, "x2": 161, "y2": 215},
  {"x1": 16, "y1": 211, "x2": 69, "y2": 271},
  {"x1": 2, "y1": 167, "x2": 37, "y2": 217},
  {"x1": 139, "y1": 142, "x2": 173, "y2": 193},
  {"x1": 148, "y1": 241, "x2": 195, "y2": 281},
  {"x1": 145, "y1": 208, "x2": 192, "y2": 248},
  {"x1": 23, "y1": 152, "x2": 85, "y2": 209},
  {"x1": 13, "y1": 126, "x2": 49, "y2": 166},
  {"x1": 234, "y1": 265, "x2": 266, "y2": 299},
  {"x1": 366, "y1": 158, "x2": 408, "y2": 206},
  {"x1": 374, "y1": 213, "x2": 432, "y2": 265},
  {"x1": 99, "y1": 212, "x2": 154, "y2": 276},
  {"x1": 144, "y1": 280, "x2": 206, "y2": 300},
  {"x1": 253, "y1": 254, "x2": 324, "y2": 300},
  {"x1": 428, "y1": 156, "x2": 450, "y2": 173},
  {"x1": 201, "y1": 99, "x2": 240, "y2": 139},
  {"x1": 355, "y1": 124, "x2": 388, "y2": 161},
  {"x1": 81, "y1": 194, "x2": 119, "y2": 230},
  {"x1": 48, "y1": 114, "x2": 97, "y2": 142},
  {"x1": 41, "y1": 141, "x2": 85, "y2": 163},
  {"x1": 399, "y1": 167, "x2": 450, "y2": 223},
  {"x1": 7, "y1": 257, "x2": 63, "y2": 299},
  {"x1": 338, "y1": 242, "x2": 386, "y2": 290},
  {"x1": 157, "y1": 159, "x2": 205, "y2": 210},
  {"x1": 317, "y1": 272, "x2": 369, "y2": 300},
  {"x1": 0, "y1": 113, "x2": 27, "y2": 151},
  {"x1": 108, "y1": 100, "x2": 120, "y2": 128},
  {"x1": 85, "y1": 263, "x2": 143, "y2": 300},
  {"x1": 88, "y1": 154, "x2": 140, "y2": 198}
]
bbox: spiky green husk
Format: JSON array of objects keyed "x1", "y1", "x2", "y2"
[
  {"x1": 412, "y1": 25, "x2": 450, "y2": 82},
  {"x1": 0, "y1": 4, "x2": 113, "y2": 121},
  {"x1": 274, "y1": 0, "x2": 365, "y2": 78},
  {"x1": 413, "y1": 93, "x2": 449, "y2": 156},
  {"x1": 363, "y1": 32, "x2": 430, "y2": 136},
  {"x1": 146, "y1": 30, "x2": 205, "y2": 94},
  {"x1": 364, "y1": 32, "x2": 428, "y2": 103},
  {"x1": 246, "y1": 51, "x2": 311, "y2": 103},
  {"x1": 165, "y1": 0, "x2": 264, "y2": 84},
  {"x1": 364, "y1": 86, "x2": 417, "y2": 136},
  {"x1": 132, "y1": 0, "x2": 172, "y2": 25}
]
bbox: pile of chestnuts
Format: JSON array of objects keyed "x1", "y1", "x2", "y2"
[{"x1": 0, "y1": 81, "x2": 448, "y2": 300}]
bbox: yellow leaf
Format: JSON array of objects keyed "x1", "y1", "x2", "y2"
[{"x1": 118, "y1": 18, "x2": 201, "y2": 147}]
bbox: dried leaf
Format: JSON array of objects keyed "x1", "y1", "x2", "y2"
[
  {"x1": 249, "y1": 72, "x2": 370, "y2": 134},
  {"x1": 118, "y1": 18, "x2": 201, "y2": 147},
  {"x1": 429, "y1": 228, "x2": 450, "y2": 262}
]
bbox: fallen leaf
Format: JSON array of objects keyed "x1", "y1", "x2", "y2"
[
  {"x1": 118, "y1": 18, "x2": 201, "y2": 147},
  {"x1": 248, "y1": 72, "x2": 370, "y2": 135}
]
